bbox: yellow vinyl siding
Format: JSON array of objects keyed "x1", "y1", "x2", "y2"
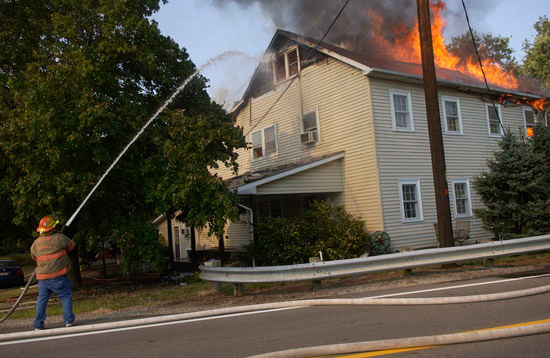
[
  {"x1": 256, "y1": 159, "x2": 343, "y2": 194},
  {"x1": 370, "y1": 77, "x2": 528, "y2": 249},
  {"x1": 219, "y1": 57, "x2": 384, "y2": 249}
]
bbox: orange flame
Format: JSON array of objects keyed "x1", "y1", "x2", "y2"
[
  {"x1": 528, "y1": 97, "x2": 549, "y2": 111},
  {"x1": 367, "y1": 1, "x2": 519, "y2": 89}
]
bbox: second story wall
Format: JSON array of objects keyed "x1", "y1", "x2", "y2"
[
  {"x1": 220, "y1": 56, "x2": 384, "y2": 232},
  {"x1": 370, "y1": 76, "x2": 532, "y2": 248}
]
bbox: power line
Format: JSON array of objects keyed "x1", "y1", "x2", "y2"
[
  {"x1": 244, "y1": 0, "x2": 351, "y2": 137},
  {"x1": 461, "y1": 0, "x2": 506, "y2": 134}
]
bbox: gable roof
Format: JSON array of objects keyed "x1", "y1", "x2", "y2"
[{"x1": 233, "y1": 29, "x2": 545, "y2": 113}]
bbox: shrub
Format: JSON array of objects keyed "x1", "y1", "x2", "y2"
[{"x1": 246, "y1": 201, "x2": 370, "y2": 266}]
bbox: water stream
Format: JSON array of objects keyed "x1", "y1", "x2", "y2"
[{"x1": 66, "y1": 51, "x2": 258, "y2": 227}]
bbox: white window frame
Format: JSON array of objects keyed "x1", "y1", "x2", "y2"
[
  {"x1": 389, "y1": 90, "x2": 414, "y2": 132},
  {"x1": 250, "y1": 123, "x2": 278, "y2": 160},
  {"x1": 398, "y1": 179, "x2": 423, "y2": 223},
  {"x1": 273, "y1": 46, "x2": 300, "y2": 83},
  {"x1": 441, "y1": 96, "x2": 463, "y2": 135},
  {"x1": 485, "y1": 103, "x2": 503, "y2": 137},
  {"x1": 523, "y1": 106, "x2": 536, "y2": 139},
  {"x1": 451, "y1": 179, "x2": 472, "y2": 218},
  {"x1": 300, "y1": 108, "x2": 321, "y2": 142}
]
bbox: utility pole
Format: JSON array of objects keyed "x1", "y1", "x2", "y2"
[{"x1": 416, "y1": 0, "x2": 454, "y2": 247}]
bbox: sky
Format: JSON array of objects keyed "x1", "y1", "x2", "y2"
[{"x1": 151, "y1": 0, "x2": 549, "y2": 108}]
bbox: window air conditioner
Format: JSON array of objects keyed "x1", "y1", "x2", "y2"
[{"x1": 300, "y1": 130, "x2": 318, "y2": 144}]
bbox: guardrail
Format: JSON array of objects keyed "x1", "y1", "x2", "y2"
[{"x1": 199, "y1": 235, "x2": 550, "y2": 295}]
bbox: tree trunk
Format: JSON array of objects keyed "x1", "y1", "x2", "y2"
[{"x1": 67, "y1": 245, "x2": 81, "y2": 288}]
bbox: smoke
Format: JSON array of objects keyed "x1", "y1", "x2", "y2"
[{"x1": 209, "y1": 0, "x2": 498, "y2": 55}]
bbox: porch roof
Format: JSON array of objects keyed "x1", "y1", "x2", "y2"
[{"x1": 227, "y1": 151, "x2": 345, "y2": 195}]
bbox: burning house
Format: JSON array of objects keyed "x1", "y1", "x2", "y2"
[{"x1": 159, "y1": 2, "x2": 548, "y2": 262}]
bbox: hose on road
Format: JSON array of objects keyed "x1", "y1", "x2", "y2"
[
  {"x1": 1, "y1": 283, "x2": 549, "y2": 343},
  {"x1": 246, "y1": 322, "x2": 550, "y2": 358}
]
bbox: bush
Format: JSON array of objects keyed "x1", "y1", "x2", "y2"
[{"x1": 246, "y1": 201, "x2": 370, "y2": 266}]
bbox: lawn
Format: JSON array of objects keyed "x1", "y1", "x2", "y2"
[{"x1": 1, "y1": 251, "x2": 549, "y2": 322}]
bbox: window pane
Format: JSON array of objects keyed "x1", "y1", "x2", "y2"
[
  {"x1": 252, "y1": 131, "x2": 263, "y2": 159},
  {"x1": 287, "y1": 49, "x2": 298, "y2": 76},
  {"x1": 525, "y1": 110, "x2": 535, "y2": 125},
  {"x1": 302, "y1": 112, "x2": 317, "y2": 131},
  {"x1": 393, "y1": 95, "x2": 407, "y2": 112},
  {"x1": 264, "y1": 126, "x2": 276, "y2": 154},
  {"x1": 454, "y1": 183, "x2": 465, "y2": 199},
  {"x1": 488, "y1": 106, "x2": 501, "y2": 135},
  {"x1": 276, "y1": 54, "x2": 286, "y2": 81},
  {"x1": 404, "y1": 202, "x2": 417, "y2": 218},
  {"x1": 445, "y1": 101, "x2": 458, "y2": 117},
  {"x1": 456, "y1": 199, "x2": 467, "y2": 215},
  {"x1": 402, "y1": 184, "x2": 416, "y2": 201},
  {"x1": 396, "y1": 113, "x2": 409, "y2": 128}
]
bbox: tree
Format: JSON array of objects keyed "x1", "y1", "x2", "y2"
[
  {"x1": 0, "y1": 1, "x2": 246, "y2": 279},
  {"x1": 522, "y1": 15, "x2": 550, "y2": 88},
  {"x1": 473, "y1": 129, "x2": 550, "y2": 239},
  {"x1": 447, "y1": 30, "x2": 518, "y2": 73}
]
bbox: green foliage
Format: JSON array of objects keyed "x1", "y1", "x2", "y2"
[
  {"x1": 0, "y1": 0, "x2": 246, "y2": 274},
  {"x1": 522, "y1": 16, "x2": 550, "y2": 88},
  {"x1": 473, "y1": 125, "x2": 550, "y2": 239},
  {"x1": 246, "y1": 202, "x2": 370, "y2": 266},
  {"x1": 447, "y1": 30, "x2": 518, "y2": 73},
  {"x1": 115, "y1": 221, "x2": 164, "y2": 274}
]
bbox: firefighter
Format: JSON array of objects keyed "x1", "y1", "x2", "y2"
[{"x1": 30, "y1": 215, "x2": 76, "y2": 330}]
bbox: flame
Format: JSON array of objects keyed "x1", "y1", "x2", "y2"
[
  {"x1": 366, "y1": 1, "x2": 519, "y2": 89},
  {"x1": 528, "y1": 97, "x2": 549, "y2": 111}
]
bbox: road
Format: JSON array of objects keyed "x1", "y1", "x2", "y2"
[{"x1": 1, "y1": 272, "x2": 549, "y2": 357}]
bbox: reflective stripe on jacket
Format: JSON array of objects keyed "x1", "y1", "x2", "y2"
[{"x1": 31, "y1": 232, "x2": 75, "y2": 280}]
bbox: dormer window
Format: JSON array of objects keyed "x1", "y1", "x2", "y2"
[{"x1": 274, "y1": 47, "x2": 300, "y2": 83}]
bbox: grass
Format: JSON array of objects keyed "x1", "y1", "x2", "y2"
[{"x1": 2, "y1": 251, "x2": 548, "y2": 322}]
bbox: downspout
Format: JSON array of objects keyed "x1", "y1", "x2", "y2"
[{"x1": 238, "y1": 203, "x2": 255, "y2": 267}]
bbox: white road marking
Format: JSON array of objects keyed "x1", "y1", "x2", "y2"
[
  {"x1": 363, "y1": 273, "x2": 550, "y2": 299},
  {"x1": 1, "y1": 273, "x2": 548, "y2": 346}
]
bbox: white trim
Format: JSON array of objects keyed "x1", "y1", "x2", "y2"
[
  {"x1": 485, "y1": 103, "x2": 503, "y2": 137},
  {"x1": 238, "y1": 152, "x2": 345, "y2": 195},
  {"x1": 522, "y1": 106, "x2": 536, "y2": 138},
  {"x1": 300, "y1": 107, "x2": 321, "y2": 143},
  {"x1": 389, "y1": 89, "x2": 414, "y2": 132},
  {"x1": 451, "y1": 178, "x2": 473, "y2": 218},
  {"x1": 273, "y1": 45, "x2": 301, "y2": 84},
  {"x1": 250, "y1": 123, "x2": 278, "y2": 161},
  {"x1": 441, "y1": 96, "x2": 463, "y2": 135},
  {"x1": 398, "y1": 179, "x2": 423, "y2": 223}
]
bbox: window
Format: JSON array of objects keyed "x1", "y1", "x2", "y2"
[
  {"x1": 452, "y1": 179, "x2": 472, "y2": 218},
  {"x1": 258, "y1": 199, "x2": 282, "y2": 218},
  {"x1": 442, "y1": 96, "x2": 462, "y2": 135},
  {"x1": 398, "y1": 179, "x2": 423, "y2": 222},
  {"x1": 300, "y1": 110, "x2": 320, "y2": 144},
  {"x1": 390, "y1": 90, "x2": 414, "y2": 132},
  {"x1": 274, "y1": 47, "x2": 300, "y2": 83},
  {"x1": 485, "y1": 103, "x2": 503, "y2": 137},
  {"x1": 251, "y1": 124, "x2": 278, "y2": 160},
  {"x1": 523, "y1": 107, "x2": 536, "y2": 138}
]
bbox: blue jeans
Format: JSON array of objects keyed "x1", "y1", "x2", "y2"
[{"x1": 34, "y1": 275, "x2": 75, "y2": 329}]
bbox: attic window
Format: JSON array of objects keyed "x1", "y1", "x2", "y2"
[{"x1": 274, "y1": 47, "x2": 300, "y2": 83}]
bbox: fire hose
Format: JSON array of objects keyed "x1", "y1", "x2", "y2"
[
  {"x1": 0, "y1": 283, "x2": 549, "y2": 346},
  {"x1": 0, "y1": 52, "x2": 254, "y2": 326}
]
